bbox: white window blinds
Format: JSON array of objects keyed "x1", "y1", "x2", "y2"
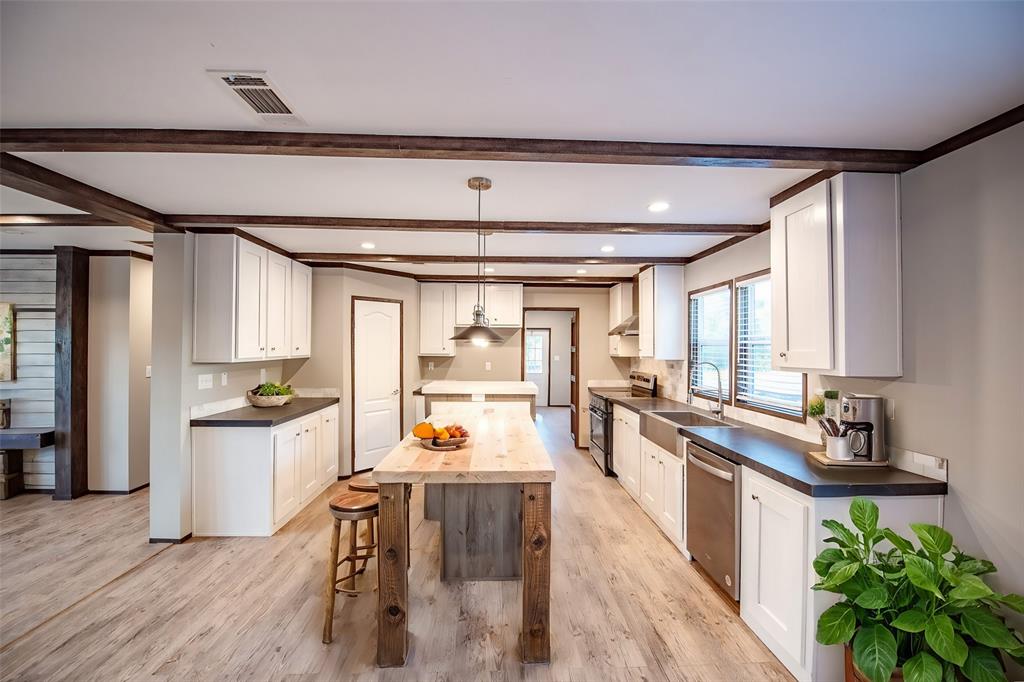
[
  {"x1": 688, "y1": 285, "x2": 731, "y2": 400},
  {"x1": 735, "y1": 275, "x2": 803, "y2": 416}
]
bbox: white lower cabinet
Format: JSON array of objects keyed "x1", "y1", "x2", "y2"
[
  {"x1": 640, "y1": 436, "x2": 686, "y2": 553},
  {"x1": 612, "y1": 406, "x2": 641, "y2": 500},
  {"x1": 739, "y1": 467, "x2": 945, "y2": 681},
  {"x1": 193, "y1": 403, "x2": 340, "y2": 537}
]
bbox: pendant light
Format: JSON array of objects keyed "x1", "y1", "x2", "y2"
[{"x1": 451, "y1": 176, "x2": 503, "y2": 347}]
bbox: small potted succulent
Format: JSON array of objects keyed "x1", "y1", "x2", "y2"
[
  {"x1": 246, "y1": 382, "x2": 295, "y2": 407},
  {"x1": 813, "y1": 498, "x2": 1024, "y2": 682}
]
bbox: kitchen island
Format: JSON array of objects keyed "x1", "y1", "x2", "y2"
[
  {"x1": 372, "y1": 405, "x2": 555, "y2": 667},
  {"x1": 415, "y1": 380, "x2": 539, "y2": 419}
]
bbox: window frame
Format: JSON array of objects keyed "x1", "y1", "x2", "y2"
[
  {"x1": 686, "y1": 279, "x2": 734, "y2": 405},
  {"x1": 731, "y1": 268, "x2": 807, "y2": 423}
]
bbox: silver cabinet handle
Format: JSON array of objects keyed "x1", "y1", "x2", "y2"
[
  {"x1": 751, "y1": 494, "x2": 759, "y2": 501},
  {"x1": 271, "y1": 346, "x2": 276, "y2": 351},
  {"x1": 391, "y1": 389, "x2": 400, "y2": 395},
  {"x1": 687, "y1": 453, "x2": 734, "y2": 482},
  {"x1": 779, "y1": 352, "x2": 787, "y2": 358}
]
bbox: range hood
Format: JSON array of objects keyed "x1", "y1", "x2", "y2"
[{"x1": 609, "y1": 274, "x2": 640, "y2": 336}]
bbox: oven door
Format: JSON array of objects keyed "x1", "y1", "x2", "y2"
[{"x1": 588, "y1": 407, "x2": 608, "y2": 470}]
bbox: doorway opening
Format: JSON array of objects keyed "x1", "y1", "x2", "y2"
[{"x1": 521, "y1": 308, "x2": 580, "y2": 448}]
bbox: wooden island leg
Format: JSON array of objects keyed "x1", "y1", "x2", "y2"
[
  {"x1": 521, "y1": 482, "x2": 552, "y2": 663},
  {"x1": 376, "y1": 482, "x2": 409, "y2": 667}
]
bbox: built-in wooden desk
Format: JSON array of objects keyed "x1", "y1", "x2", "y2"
[
  {"x1": 0, "y1": 429, "x2": 55, "y2": 499},
  {"x1": 371, "y1": 406, "x2": 555, "y2": 667}
]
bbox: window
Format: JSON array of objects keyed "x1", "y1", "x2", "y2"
[
  {"x1": 688, "y1": 283, "x2": 731, "y2": 400},
  {"x1": 525, "y1": 331, "x2": 545, "y2": 374},
  {"x1": 735, "y1": 272, "x2": 804, "y2": 418}
]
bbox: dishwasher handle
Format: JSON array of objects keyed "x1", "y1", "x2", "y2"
[{"x1": 687, "y1": 451, "x2": 735, "y2": 482}]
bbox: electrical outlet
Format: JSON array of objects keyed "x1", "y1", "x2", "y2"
[
  {"x1": 888, "y1": 400, "x2": 896, "y2": 421},
  {"x1": 198, "y1": 374, "x2": 213, "y2": 390},
  {"x1": 553, "y1": 355, "x2": 560, "y2": 362},
  {"x1": 428, "y1": 361, "x2": 434, "y2": 371},
  {"x1": 220, "y1": 372, "x2": 228, "y2": 387},
  {"x1": 259, "y1": 368, "x2": 267, "y2": 384},
  {"x1": 485, "y1": 361, "x2": 492, "y2": 371}
]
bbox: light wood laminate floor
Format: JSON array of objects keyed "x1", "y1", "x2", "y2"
[{"x1": 0, "y1": 408, "x2": 792, "y2": 681}]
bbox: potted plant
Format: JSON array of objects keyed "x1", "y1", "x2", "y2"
[{"x1": 813, "y1": 498, "x2": 1024, "y2": 682}]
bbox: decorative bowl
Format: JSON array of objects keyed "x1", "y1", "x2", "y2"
[
  {"x1": 246, "y1": 391, "x2": 292, "y2": 408},
  {"x1": 419, "y1": 437, "x2": 468, "y2": 451}
]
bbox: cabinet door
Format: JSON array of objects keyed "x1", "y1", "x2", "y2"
[
  {"x1": 289, "y1": 261, "x2": 312, "y2": 357},
  {"x1": 298, "y1": 417, "x2": 320, "y2": 503},
  {"x1": 455, "y1": 283, "x2": 479, "y2": 326},
  {"x1": 273, "y1": 427, "x2": 300, "y2": 524},
  {"x1": 770, "y1": 180, "x2": 833, "y2": 371},
  {"x1": 741, "y1": 473, "x2": 810, "y2": 664},
  {"x1": 318, "y1": 408, "x2": 339, "y2": 482},
  {"x1": 661, "y1": 453, "x2": 685, "y2": 547},
  {"x1": 235, "y1": 239, "x2": 268, "y2": 361},
  {"x1": 485, "y1": 284, "x2": 522, "y2": 327},
  {"x1": 608, "y1": 335, "x2": 620, "y2": 356},
  {"x1": 266, "y1": 252, "x2": 291, "y2": 358},
  {"x1": 640, "y1": 439, "x2": 660, "y2": 515},
  {"x1": 638, "y1": 268, "x2": 654, "y2": 357},
  {"x1": 419, "y1": 283, "x2": 456, "y2": 356},
  {"x1": 621, "y1": 422, "x2": 641, "y2": 501}
]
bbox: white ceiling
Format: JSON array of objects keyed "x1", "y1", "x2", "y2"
[
  {"x1": 0, "y1": 188, "x2": 86, "y2": 214},
  {"x1": 2, "y1": 2, "x2": 1022, "y2": 148},
  {"x1": 345, "y1": 262, "x2": 640, "y2": 279},
  {"x1": 0, "y1": 225, "x2": 152, "y2": 253}
]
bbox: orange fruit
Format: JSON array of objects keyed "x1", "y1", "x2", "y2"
[{"x1": 412, "y1": 422, "x2": 434, "y2": 439}]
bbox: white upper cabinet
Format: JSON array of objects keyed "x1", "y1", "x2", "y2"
[
  {"x1": 419, "y1": 283, "x2": 457, "y2": 356},
  {"x1": 455, "y1": 282, "x2": 522, "y2": 328},
  {"x1": 638, "y1": 265, "x2": 685, "y2": 360},
  {"x1": 290, "y1": 261, "x2": 312, "y2": 358},
  {"x1": 770, "y1": 172, "x2": 902, "y2": 377},
  {"x1": 194, "y1": 234, "x2": 313, "y2": 363},
  {"x1": 265, "y1": 252, "x2": 291, "y2": 359}
]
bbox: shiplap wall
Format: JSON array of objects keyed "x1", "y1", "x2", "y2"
[{"x1": 0, "y1": 254, "x2": 56, "y2": 489}]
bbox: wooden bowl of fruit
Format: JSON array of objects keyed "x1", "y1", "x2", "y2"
[{"x1": 412, "y1": 422, "x2": 470, "y2": 451}]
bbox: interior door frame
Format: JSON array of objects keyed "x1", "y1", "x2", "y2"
[
  {"x1": 521, "y1": 307, "x2": 581, "y2": 448},
  {"x1": 524, "y1": 327, "x2": 553, "y2": 407},
  {"x1": 350, "y1": 295, "x2": 404, "y2": 474}
]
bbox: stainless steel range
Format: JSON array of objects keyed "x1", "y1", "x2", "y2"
[{"x1": 588, "y1": 371, "x2": 656, "y2": 475}]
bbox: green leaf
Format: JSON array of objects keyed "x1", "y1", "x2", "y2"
[
  {"x1": 813, "y1": 548, "x2": 846, "y2": 577},
  {"x1": 959, "y1": 607, "x2": 1021, "y2": 649},
  {"x1": 823, "y1": 519, "x2": 860, "y2": 549},
  {"x1": 855, "y1": 585, "x2": 891, "y2": 610},
  {"x1": 959, "y1": 558, "x2": 998, "y2": 575},
  {"x1": 905, "y1": 554, "x2": 945, "y2": 599},
  {"x1": 998, "y1": 593, "x2": 1024, "y2": 613},
  {"x1": 911, "y1": 524, "x2": 954, "y2": 556},
  {"x1": 852, "y1": 624, "x2": 898, "y2": 682},
  {"x1": 942, "y1": 662, "x2": 956, "y2": 682},
  {"x1": 822, "y1": 559, "x2": 861, "y2": 588},
  {"x1": 926, "y1": 614, "x2": 969, "y2": 666},
  {"x1": 816, "y1": 602, "x2": 857, "y2": 645},
  {"x1": 961, "y1": 646, "x2": 1007, "y2": 682},
  {"x1": 850, "y1": 498, "x2": 880, "y2": 534},
  {"x1": 882, "y1": 528, "x2": 916, "y2": 554},
  {"x1": 892, "y1": 609, "x2": 929, "y2": 633},
  {"x1": 903, "y1": 651, "x2": 943, "y2": 682},
  {"x1": 950, "y1": 574, "x2": 995, "y2": 601},
  {"x1": 939, "y1": 561, "x2": 962, "y2": 586}
]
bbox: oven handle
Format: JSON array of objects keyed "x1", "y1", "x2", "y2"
[{"x1": 687, "y1": 452, "x2": 734, "y2": 482}]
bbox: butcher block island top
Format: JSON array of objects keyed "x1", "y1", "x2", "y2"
[{"x1": 371, "y1": 407, "x2": 555, "y2": 484}]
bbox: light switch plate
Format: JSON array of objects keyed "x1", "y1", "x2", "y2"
[
  {"x1": 554, "y1": 355, "x2": 560, "y2": 362},
  {"x1": 259, "y1": 368, "x2": 267, "y2": 384},
  {"x1": 145, "y1": 365, "x2": 151, "y2": 378},
  {"x1": 485, "y1": 361, "x2": 492, "y2": 371},
  {"x1": 220, "y1": 372, "x2": 228, "y2": 387},
  {"x1": 428, "y1": 361, "x2": 434, "y2": 371},
  {"x1": 198, "y1": 374, "x2": 213, "y2": 390}
]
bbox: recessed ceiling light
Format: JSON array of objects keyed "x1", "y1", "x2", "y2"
[
  {"x1": 601, "y1": 245, "x2": 615, "y2": 253},
  {"x1": 484, "y1": 267, "x2": 495, "y2": 273},
  {"x1": 576, "y1": 269, "x2": 588, "y2": 274},
  {"x1": 360, "y1": 242, "x2": 376, "y2": 249},
  {"x1": 648, "y1": 201, "x2": 670, "y2": 213}
]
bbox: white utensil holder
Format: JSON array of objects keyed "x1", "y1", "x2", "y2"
[{"x1": 826, "y1": 435, "x2": 853, "y2": 461}]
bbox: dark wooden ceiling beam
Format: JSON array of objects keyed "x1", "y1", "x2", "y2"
[
  {"x1": 920, "y1": 103, "x2": 1024, "y2": 163},
  {"x1": 415, "y1": 274, "x2": 632, "y2": 284},
  {"x1": 0, "y1": 213, "x2": 118, "y2": 227},
  {"x1": 171, "y1": 215, "x2": 761, "y2": 236},
  {"x1": 294, "y1": 253, "x2": 689, "y2": 265},
  {"x1": 0, "y1": 129, "x2": 920, "y2": 172},
  {"x1": 0, "y1": 153, "x2": 175, "y2": 233}
]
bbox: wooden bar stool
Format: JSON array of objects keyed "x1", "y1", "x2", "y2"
[
  {"x1": 347, "y1": 471, "x2": 378, "y2": 493},
  {"x1": 322, "y1": 490, "x2": 379, "y2": 644}
]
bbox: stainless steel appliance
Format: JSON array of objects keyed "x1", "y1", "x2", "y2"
[
  {"x1": 685, "y1": 441, "x2": 741, "y2": 600},
  {"x1": 588, "y1": 371, "x2": 656, "y2": 475},
  {"x1": 841, "y1": 394, "x2": 887, "y2": 462}
]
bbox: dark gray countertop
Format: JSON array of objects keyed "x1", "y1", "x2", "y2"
[
  {"x1": 609, "y1": 395, "x2": 947, "y2": 498},
  {"x1": 190, "y1": 397, "x2": 340, "y2": 428}
]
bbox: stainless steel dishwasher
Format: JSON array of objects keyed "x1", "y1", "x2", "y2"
[{"x1": 685, "y1": 441, "x2": 741, "y2": 600}]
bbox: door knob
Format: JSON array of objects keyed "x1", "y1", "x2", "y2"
[{"x1": 391, "y1": 389, "x2": 400, "y2": 396}]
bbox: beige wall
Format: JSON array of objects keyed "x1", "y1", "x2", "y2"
[
  {"x1": 417, "y1": 327, "x2": 522, "y2": 381},
  {"x1": 525, "y1": 310, "x2": 573, "y2": 406},
  {"x1": 127, "y1": 257, "x2": 152, "y2": 489},
  {"x1": 283, "y1": 267, "x2": 421, "y2": 476}
]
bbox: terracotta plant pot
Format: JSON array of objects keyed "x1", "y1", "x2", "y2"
[{"x1": 845, "y1": 645, "x2": 904, "y2": 681}]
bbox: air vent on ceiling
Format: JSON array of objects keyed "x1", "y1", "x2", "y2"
[{"x1": 207, "y1": 70, "x2": 304, "y2": 125}]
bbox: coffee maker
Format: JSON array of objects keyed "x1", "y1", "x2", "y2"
[{"x1": 840, "y1": 394, "x2": 887, "y2": 462}]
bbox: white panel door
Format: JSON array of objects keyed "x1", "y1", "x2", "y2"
[
  {"x1": 298, "y1": 416, "x2": 320, "y2": 503},
  {"x1": 272, "y1": 427, "x2": 300, "y2": 524},
  {"x1": 290, "y1": 261, "x2": 312, "y2": 357},
  {"x1": 638, "y1": 268, "x2": 654, "y2": 357},
  {"x1": 266, "y1": 252, "x2": 291, "y2": 359},
  {"x1": 354, "y1": 299, "x2": 402, "y2": 472},
  {"x1": 318, "y1": 407, "x2": 339, "y2": 482},
  {"x1": 741, "y1": 474, "x2": 809, "y2": 664},
  {"x1": 770, "y1": 181, "x2": 833, "y2": 370},
  {"x1": 234, "y1": 239, "x2": 267, "y2": 361}
]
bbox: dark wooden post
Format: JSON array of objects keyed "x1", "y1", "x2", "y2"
[
  {"x1": 376, "y1": 482, "x2": 410, "y2": 666},
  {"x1": 522, "y1": 481, "x2": 552, "y2": 663},
  {"x1": 53, "y1": 246, "x2": 89, "y2": 500}
]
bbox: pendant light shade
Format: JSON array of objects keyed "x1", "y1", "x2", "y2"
[{"x1": 451, "y1": 176, "x2": 501, "y2": 347}]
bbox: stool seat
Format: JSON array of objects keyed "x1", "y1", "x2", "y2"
[
  {"x1": 329, "y1": 490, "x2": 378, "y2": 513},
  {"x1": 347, "y1": 471, "x2": 378, "y2": 493}
]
